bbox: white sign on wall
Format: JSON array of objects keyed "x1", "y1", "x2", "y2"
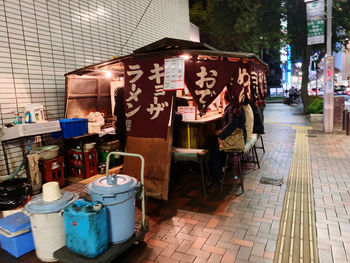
[
  {"x1": 164, "y1": 57, "x2": 185, "y2": 91},
  {"x1": 177, "y1": 106, "x2": 196, "y2": 121}
]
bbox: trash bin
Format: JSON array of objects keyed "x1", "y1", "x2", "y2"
[
  {"x1": 86, "y1": 174, "x2": 140, "y2": 244},
  {"x1": 24, "y1": 182, "x2": 78, "y2": 262},
  {"x1": 0, "y1": 178, "x2": 31, "y2": 211}
]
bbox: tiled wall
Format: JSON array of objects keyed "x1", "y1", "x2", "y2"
[{"x1": 0, "y1": 0, "x2": 190, "y2": 176}]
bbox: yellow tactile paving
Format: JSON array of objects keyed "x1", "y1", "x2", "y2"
[{"x1": 274, "y1": 125, "x2": 318, "y2": 263}]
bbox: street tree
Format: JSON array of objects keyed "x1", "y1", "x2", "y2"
[
  {"x1": 285, "y1": 0, "x2": 350, "y2": 109},
  {"x1": 190, "y1": 0, "x2": 282, "y2": 54}
]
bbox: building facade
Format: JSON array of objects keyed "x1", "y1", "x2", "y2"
[{"x1": 0, "y1": 0, "x2": 190, "y2": 176}]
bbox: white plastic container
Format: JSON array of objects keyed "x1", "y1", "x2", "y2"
[
  {"x1": 25, "y1": 104, "x2": 45, "y2": 123},
  {"x1": 24, "y1": 191, "x2": 78, "y2": 262},
  {"x1": 88, "y1": 122, "x2": 101, "y2": 133}
]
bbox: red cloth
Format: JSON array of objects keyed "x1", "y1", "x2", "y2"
[{"x1": 124, "y1": 58, "x2": 174, "y2": 139}]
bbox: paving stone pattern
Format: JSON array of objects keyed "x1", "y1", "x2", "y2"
[
  {"x1": 117, "y1": 104, "x2": 301, "y2": 263},
  {"x1": 5, "y1": 103, "x2": 349, "y2": 263},
  {"x1": 309, "y1": 128, "x2": 350, "y2": 263}
]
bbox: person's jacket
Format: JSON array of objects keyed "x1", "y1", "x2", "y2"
[{"x1": 219, "y1": 104, "x2": 247, "y2": 143}]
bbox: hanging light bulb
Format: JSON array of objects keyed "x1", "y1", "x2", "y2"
[{"x1": 105, "y1": 71, "x2": 112, "y2": 78}]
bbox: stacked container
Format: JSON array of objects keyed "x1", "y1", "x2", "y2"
[
  {"x1": 24, "y1": 182, "x2": 78, "y2": 262},
  {"x1": 86, "y1": 173, "x2": 140, "y2": 244},
  {"x1": 0, "y1": 212, "x2": 35, "y2": 257},
  {"x1": 64, "y1": 199, "x2": 108, "y2": 258}
]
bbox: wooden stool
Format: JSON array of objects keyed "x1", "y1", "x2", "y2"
[{"x1": 172, "y1": 147, "x2": 210, "y2": 196}]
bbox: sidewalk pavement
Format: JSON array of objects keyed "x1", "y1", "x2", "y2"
[{"x1": 117, "y1": 102, "x2": 350, "y2": 263}]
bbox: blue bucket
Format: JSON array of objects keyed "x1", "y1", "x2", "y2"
[{"x1": 86, "y1": 174, "x2": 140, "y2": 244}]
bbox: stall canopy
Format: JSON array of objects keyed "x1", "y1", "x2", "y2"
[
  {"x1": 66, "y1": 37, "x2": 268, "y2": 138},
  {"x1": 65, "y1": 37, "x2": 269, "y2": 200}
]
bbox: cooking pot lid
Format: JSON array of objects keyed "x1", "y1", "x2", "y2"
[
  {"x1": 24, "y1": 191, "x2": 78, "y2": 214},
  {"x1": 87, "y1": 174, "x2": 139, "y2": 195}
]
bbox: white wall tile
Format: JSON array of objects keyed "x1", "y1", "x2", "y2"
[{"x1": 0, "y1": 0, "x2": 190, "y2": 176}]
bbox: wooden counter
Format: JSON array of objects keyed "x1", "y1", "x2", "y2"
[{"x1": 173, "y1": 111, "x2": 222, "y2": 149}]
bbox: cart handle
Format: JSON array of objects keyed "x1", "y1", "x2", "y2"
[{"x1": 105, "y1": 151, "x2": 146, "y2": 227}]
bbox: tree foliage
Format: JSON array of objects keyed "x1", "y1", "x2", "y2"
[{"x1": 190, "y1": 0, "x2": 283, "y2": 59}]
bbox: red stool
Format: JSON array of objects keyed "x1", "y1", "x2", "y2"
[
  {"x1": 40, "y1": 156, "x2": 65, "y2": 187},
  {"x1": 68, "y1": 149, "x2": 98, "y2": 178}
]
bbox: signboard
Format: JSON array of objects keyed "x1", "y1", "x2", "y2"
[
  {"x1": 306, "y1": 0, "x2": 324, "y2": 45},
  {"x1": 124, "y1": 58, "x2": 174, "y2": 139},
  {"x1": 306, "y1": 0, "x2": 324, "y2": 19},
  {"x1": 307, "y1": 19, "x2": 325, "y2": 45},
  {"x1": 164, "y1": 57, "x2": 185, "y2": 91},
  {"x1": 177, "y1": 106, "x2": 196, "y2": 121}
]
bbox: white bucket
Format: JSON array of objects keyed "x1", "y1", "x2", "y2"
[
  {"x1": 24, "y1": 191, "x2": 77, "y2": 262},
  {"x1": 29, "y1": 212, "x2": 65, "y2": 262}
]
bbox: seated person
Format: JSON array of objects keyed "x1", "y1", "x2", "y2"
[{"x1": 210, "y1": 90, "x2": 246, "y2": 182}]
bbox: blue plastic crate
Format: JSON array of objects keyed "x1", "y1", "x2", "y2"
[
  {"x1": 59, "y1": 118, "x2": 88, "y2": 138},
  {"x1": 0, "y1": 212, "x2": 35, "y2": 258}
]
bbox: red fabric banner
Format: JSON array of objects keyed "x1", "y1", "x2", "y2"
[
  {"x1": 184, "y1": 60, "x2": 236, "y2": 111},
  {"x1": 249, "y1": 61, "x2": 268, "y2": 101},
  {"x1": 249, "y1": 61, "x2": 260, "y2": 101},
  {"x1": 258, "y1": 64, "x2": 268, "y2": 99},
  {"x1": 225, "y1": 61, "x2": 252, "y2": 112},
  {"x1": 124, "y1": 58, "x2": 174, "y2": 139}
]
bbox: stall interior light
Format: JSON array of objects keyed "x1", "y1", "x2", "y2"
[
  {"x1": 180, "y1": 54, "x2": 190, "y2": 60},
  {"x1": 105, "y1": 71, "x2": 112, "y2": 78}
]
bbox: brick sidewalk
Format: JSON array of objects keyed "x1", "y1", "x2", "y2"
[
  {"x1": 4, "y1": 103, "x2": 347, "y2": 263},
  {"x1": 309, "y1": 129, "x2": 350, "y2": 263},
  {"x1": 118, "y1": 103, "x2": 317, "y2": 263}
]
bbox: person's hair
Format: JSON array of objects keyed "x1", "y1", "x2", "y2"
[
  {"x1": 243, "y1": 95, "x2": 250, "y2": 105},
  {"x1": 224, "y1": 90, "x2": 231, "y2": 104}
]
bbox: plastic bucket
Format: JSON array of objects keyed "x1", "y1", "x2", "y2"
[
  {"x1": 24, "y1": 191, "x2": 77, "y2": 262},
  {"x1": 86, "y1": 174, "x2": 139, "y2": 244}
]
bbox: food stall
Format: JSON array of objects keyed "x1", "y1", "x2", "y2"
[{"x1": 65, "y1": 38, "x2": 268, "y2": 200}]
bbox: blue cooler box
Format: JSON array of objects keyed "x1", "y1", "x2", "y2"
[
  {"x1": 64, "y1": 199, "x2": 108, "y2": 258},
  {"x1": 0, "y1": 212, "x2": 35, "y2": 258}
]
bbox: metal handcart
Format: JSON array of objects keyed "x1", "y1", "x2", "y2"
[{"x1": 54, "y1": 152, "x2": 149, "y2": 263}]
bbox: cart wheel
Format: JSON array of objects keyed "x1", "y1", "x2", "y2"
[{"x1": 137, "y1": 234, "x2": 145, "y2": 243}]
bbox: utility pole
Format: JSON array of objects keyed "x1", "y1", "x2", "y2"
[{"x1": 323, "y1": 0, "x2": 334, "y2": 133}]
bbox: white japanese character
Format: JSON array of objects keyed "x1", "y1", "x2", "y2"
[
  {"x1": 238, "y1": 88, "x2": 245, "y2": 104},
  {"x1": 154, "y1": 85, "x2": 165, "y2": 96},
  {"x1": 195, "y1": 89, "x2": 216, "y2": 105},
  {"x1": 148, "y1": 63, "x2": 164, "y2": 84},
  {"x1": 127, "y1": 64, "x2": 143, "y2": 83},
  {"x1": 125, "y1": 84, "x2": 142, "y2": 118},
  {"x1": 126, "y1": 84, "x2": 142, "y2": 103},
  {"x1": 251, "y1": 71, "x2": 259, "y2": 98},
  {"x1": 238, "y1": 67, "x2": 251, "y2": 99},
  {"x1": 259, "y1": 71, "x2": 265, "y2": 95},
  {"x1": 195, "y1": 66, "x2": 217, "y2": 89},
  {"x1": 126, "y1": 105, "x2": 141, "y2": 118},
  {"x1": 146, "y1": 97, "x2": 169, "y2": 120}
]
